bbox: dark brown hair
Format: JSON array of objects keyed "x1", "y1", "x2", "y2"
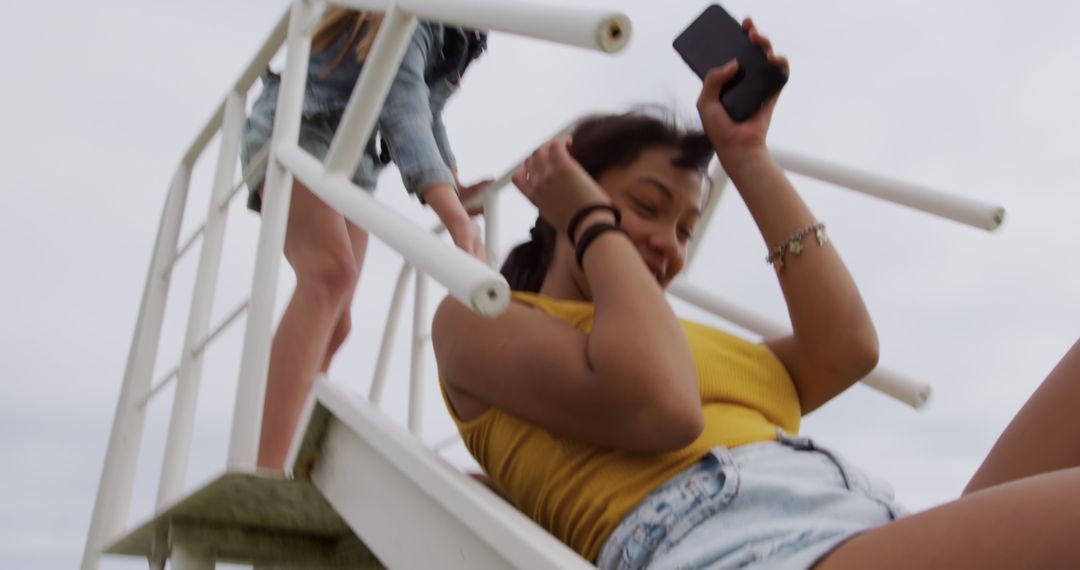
[{"x1": 500, "y1": 111, "x2": 713, "y2": 292}]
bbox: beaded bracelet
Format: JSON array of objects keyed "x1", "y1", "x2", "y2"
[
  {"x1": 575, "y1": 222, "x2": 630, "y2": 268},
  {"x1": 765, "y1": 222, "x2": 828, "y2": 268}
]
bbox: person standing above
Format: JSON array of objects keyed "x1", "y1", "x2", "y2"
[{"x1": 241, "y1": 8, "x2": 489, "y2": 470}]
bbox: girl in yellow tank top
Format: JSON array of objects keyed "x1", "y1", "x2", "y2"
[{"x1": 432, "y1": 17, "x2": 1080, "y2": 570}]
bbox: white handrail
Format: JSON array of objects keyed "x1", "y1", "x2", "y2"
[
  {"x1": 277, "y1": 143, "x2": 511, "y2": 315},
  {"x1": 333, "y1": 0, "x2": 631, "y2": 52},
  {"x1": 370, "y1": 263, "x2": 415, "y2": 404},
  {"x1": 685, "y1": 160, "x2": 730, "y2": 271},
  {"x1": 227, "y1": 0, "x2": 319, "y2": 472},
  {"x1": 772, "y1": 147, "x2": 1005, "y2": 231},
  {"x1": 408, "y1": 272, "x2": 429, "y2": 435},
  {"x1": 180, "y1": 9, "x2": 290, "y2": 169},
  {"x1": 158, "y1": 90, "x2": 248, "y2": 509},
  {"x1": 82, "y1": 166, "x2": 192, "y2": 570},
  {"x1": 668, "y1": 278, "x2": 931, "y2": 409}
]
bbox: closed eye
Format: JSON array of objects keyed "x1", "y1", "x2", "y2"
[{"x1": 632, "y1": 199, "x2": 658, "y2": 215}]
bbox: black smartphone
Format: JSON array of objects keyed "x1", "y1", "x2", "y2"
[{"x1": 673, "y1": 4, "x2": 788, "y2": 122}]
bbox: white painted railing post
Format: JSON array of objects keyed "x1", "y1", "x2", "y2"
[
  {"x1": 323, "y1": 3, "x2": 416, "y2": 178},
  {"x1": 334, "y1": 0, "x2": 631, "y2": 53},
  {"x1": 227, "y1": 0, "x2": 314, "y2": 471},
  {"x1": 771, "y1": 148, "x2": 1005, "y2": 231},
  {"x1": 81, "y1": 166, "x2": 192, "y2": 570},
  {"x1": 158, "y1": 91, "x2": 247, "y2": 508},
  {"x1": 408, "y1": 272, "x2": 428, "y2": 435},
  {"x1": 685, "y1": 161, "x2": 729, "y2": 271},
  {"x1": 483, "y1": 190, "x2": 499, "y2": 268},
  {"x1": 370, "y1": 263, "x2": 414, "y2": 405}
]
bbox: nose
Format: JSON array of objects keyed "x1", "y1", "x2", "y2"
[{"x1": 646, "y1": 222, "x2": 682, "y2": 270}]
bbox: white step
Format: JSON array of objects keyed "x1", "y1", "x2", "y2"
[{"x1": 289, "y1": 379, "x2": 595, "y2": 570}]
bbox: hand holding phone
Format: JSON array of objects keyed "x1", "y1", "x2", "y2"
[{"x1": 673, "y1": 5, "x2": 788, "y2": 122}]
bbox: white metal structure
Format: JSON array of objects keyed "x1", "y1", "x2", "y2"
[{"x1": 83, "y1": 0, "x2": 1004, "y2": 568}]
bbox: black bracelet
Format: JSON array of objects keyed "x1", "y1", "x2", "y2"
[
  {"x1": 566, "y1": 203, "x2": 621, "y2": 245},
  {"x1": 575, "y1": 222, "x2": 629, "y2": 268}
]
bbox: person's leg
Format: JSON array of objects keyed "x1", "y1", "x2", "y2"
[
  {"x1": 257, "y1": 180, "x2": 359, "y2": 471},
  {"x1": 814, "y1": 466, "x2": 1080, "y2": 569},
  {"x1": 319, "y1": 222, "x2": 369, "y2": 372},
  {"x1": 964, "y1": 338, "x2": 1080, "y2": 494}
]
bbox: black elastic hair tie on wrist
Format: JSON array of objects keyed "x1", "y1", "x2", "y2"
[
  {"x1": 575, "y1": 223, "x2": 629, "y2": 268},
  {"x1": 566, "y1": 203, "x2": 621, "y2": 245}
]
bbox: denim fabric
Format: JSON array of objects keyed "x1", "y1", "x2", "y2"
[
  {"x1": 597, "y1": 432, "x2": 906, "y2": 570},
  {"x1": 240, "y1": 22, "x2": 477, "y2": 207}
]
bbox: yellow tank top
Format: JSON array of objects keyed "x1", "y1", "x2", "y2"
[{"x1": 440, "y1": 292, "x2": 801, "y2": 561}]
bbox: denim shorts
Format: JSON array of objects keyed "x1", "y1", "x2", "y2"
[
  {"x1": 240, "y1": 73, "x2": 382, "y2": 212},
  {"x1": 596, "y1": 432, "x2": 906, "y2": 570}
]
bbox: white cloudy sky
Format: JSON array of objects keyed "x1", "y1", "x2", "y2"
[{"x1": 1, "y1": 0, "x2": 1078, "y2": 568}]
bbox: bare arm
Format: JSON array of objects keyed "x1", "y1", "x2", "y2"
[
  {"x1": 698, "y1": 20, "x2": 878, "y2": 413},
  {"x1": 424, "y1": 182, "x2": 484, "y2": 260}
]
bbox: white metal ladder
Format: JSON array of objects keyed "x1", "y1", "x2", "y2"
[{"x1": 82, "y1": 0, "x2": 1004, "y2": 568}]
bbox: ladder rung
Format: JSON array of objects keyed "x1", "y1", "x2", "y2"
[{"x1": 192, "y1": 301, "x2": 250, "y2": 356}]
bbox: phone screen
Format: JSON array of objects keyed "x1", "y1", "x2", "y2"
[{"x1": 673, "y1": 5, "x2": 788, "y2": 122}]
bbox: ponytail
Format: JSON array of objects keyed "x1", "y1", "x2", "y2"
[{"x1": 499, "y1": 217, "x2": 555, "y2": 292}]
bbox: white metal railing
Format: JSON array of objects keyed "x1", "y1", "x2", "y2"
[
  {"x1": 83, "y1": 1, "x2": 629, "y2": 569},
  {"x1": 83, "y1": 0, "x2": 1005, "y2": 566}
]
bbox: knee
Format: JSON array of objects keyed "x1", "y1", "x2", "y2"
[{"x1": 294, "y1": 250, "x2": 360, "y2": 307}]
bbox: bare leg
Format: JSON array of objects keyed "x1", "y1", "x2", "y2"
[
  {"x1": 256, "y1": 181, "x2": 359, "y2": 471},
  {"x1": 965, "y1": 338, "x2": 1080, "y2": 494},
  {"x1": 319, "y1": 222, "x2": 369, "y2": 372},
  {"x1": 815, "y1": 467, "x2": 1080, "y2": 569},
  {"x1": 814, "y1": 337, "x2": 1080, "y2": 568}
]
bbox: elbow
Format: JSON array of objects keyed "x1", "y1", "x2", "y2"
[
  {"x1": 664, "y1": 407, "x2": 706, "y2": 450},
  {"x1": 630, "y1": 389, "x2": 704, "y2": 453},
  {"x1": 823, "y1": 325, "x2": 880, "y2": 382},
  {"x1": 847, "y1": 325, "x2": 880, "y2": 379}
]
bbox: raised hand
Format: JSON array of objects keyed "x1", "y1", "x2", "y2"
[
  {"x1": 511, "y1": 136, "x2": 610, "y2": 232},
  {"x1": 697, "y1": 18, "x2": 790, "y2": 163}
]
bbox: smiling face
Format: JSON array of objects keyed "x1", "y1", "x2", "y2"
[{"x1": 595, "y1": 147, "x2": 705, "y2": 286}]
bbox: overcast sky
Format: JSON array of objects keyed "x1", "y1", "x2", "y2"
[{"x1": 2, "y1": 0, "x2": 1079, "y2": 568}]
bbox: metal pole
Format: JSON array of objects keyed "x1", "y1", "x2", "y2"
[
  {"x1": 81, "y1": 166, "x2": 192, "y2": 570},
  {"x1": 685, "y1": 160, "x2": 729, "y2": 271},
  {"x1": 158, "y1": 91, "x2": 246, "y2": 508},
  {"x1": 323, "y1": 5, "x2": 418, "y2": 178},
  {"x1": 277, "y1": 144, "x2": 510, "y2": 316},
  {"x1": 666, "y1": 278, "x2": 931, "y2": 409},
  {"x1": 370, "y1": 263, "x2": 414, "y2": 405},
  {"x1": 408, "y1": 272, "x2": 428, "y2": 435},
  {"x1": 332, "y1": 0, "x2": 632, "y2": 53},
  {"x1": 483, "y1": 189, "x2": 499, "y2": 269},
  {"x1": 227, "y1": 0, "x2": 315, "y2": 471},
  {"x1": 179, "y1": 9, "x2": 289, "y2": 169},
  {"x1": 771, "y1": 148, "x2": 1005, "y2": 231}
]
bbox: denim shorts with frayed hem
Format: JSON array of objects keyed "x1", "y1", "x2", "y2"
[
  {"x1": 240, "y1": 73, "x2": 382, "y2": 213},
  {"x1": 596, "y1": 431, "x2": 906, "y2": 570}
]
